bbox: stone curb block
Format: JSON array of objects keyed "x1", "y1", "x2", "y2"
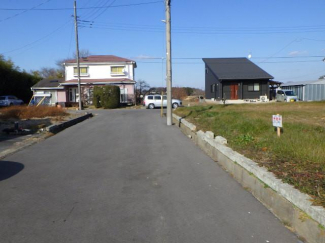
[
  {"x1": 173, "y1": 113, "x2": 325, "y2": 243},
  {"x1": 46, "y1": 113, "x2": 93, "y2": 134},
  {"x1": 173, "y1": 114, "x2": 196, "y2": 131}
]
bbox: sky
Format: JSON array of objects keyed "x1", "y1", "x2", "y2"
[{"x1": 1, "y1": 0, "x2": 325, "y2": 89}]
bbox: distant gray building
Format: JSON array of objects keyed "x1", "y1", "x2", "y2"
[{"x1": 281, "y1": 80, "x2": 325, "y2": 101}]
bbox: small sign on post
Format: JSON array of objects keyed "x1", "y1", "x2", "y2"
[{"x1": 272, "y1": 114, "x2": 282, "y2": 137}]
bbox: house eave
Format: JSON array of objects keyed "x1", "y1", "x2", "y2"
[
  {"x1": 220, "y1": 77, "x2": 274, "y2": 81},
  {"x1": 60, "y1": 82, "x2": 136, "y2": 86},
  {"x1": 31, "y1": 87, "x2": 64, "y2": 90},
  {"x1": 64, "y1": 61, "x2": 136, "y2": 66}
]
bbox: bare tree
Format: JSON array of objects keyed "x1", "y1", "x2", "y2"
[
  {"x1": 37, "y1": 67, "x2": 62, "y2": 79},
  {"x1": 55, "y1": 49, "x2": 92, "y2": 78},
  {"x1": 136, "y1": 80, "x2": 150, "y2": 102},
  {"x1": 76, "y1": 49, "x2": 91, "y2": 58}
]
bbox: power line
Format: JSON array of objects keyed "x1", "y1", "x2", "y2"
[
  {"x1": 259, "y1": 39, "x2": 299, "y2": 63},
  {"x1": 0, "y1": 1, "x2": 163, "y2": 11},
  {"x1": 87, "y1": 0, "x2": 117, "y2": 21},
  {"x1": 79, "y1": 20, "x2": 325, "y2": 31},
  {"x1": 77, "y1": 21, "x2": 325, "y2": 34},
  {"x1": 136, "y1": 60, "x2": 324, "y2": 64},
  {"x1": 133, "y1": 56, "x2": 325, "y2": 60},
  {"x1": 0, "y1": 0, "x2": 52, "y2": 23},
  {"x1": 80, "y1": 0, "x2": 112, "y2": 20},
  {"x1": 1, "y1": 20, "x2": 72, "y2": 55}
]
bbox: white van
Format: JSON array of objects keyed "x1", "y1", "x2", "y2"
[
  {"x1": 276, "y1": 90, "x2": 298, "y2": 102},
  {"x1": 143, "y1": 94, "x2": 182, "y2": 109}
]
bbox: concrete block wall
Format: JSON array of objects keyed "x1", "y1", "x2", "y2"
[{"x1": 173, "y1": 114, "x2": 325, "y2": 243}]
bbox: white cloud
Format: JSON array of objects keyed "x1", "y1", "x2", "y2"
[
  {"x1": 288, "y1": 50, "x2": 308, "y2": 56},
  {"x1": 133, "y1": 55, "x2": 160, "y2": 60}
]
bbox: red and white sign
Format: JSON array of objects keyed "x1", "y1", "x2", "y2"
[{"x1": 272, "y1": 115, "x2": 282, "y2": 127}]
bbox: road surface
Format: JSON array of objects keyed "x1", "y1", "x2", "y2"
[{"x1": 0, "y1": 109, "x2": 300, "y2": 243}]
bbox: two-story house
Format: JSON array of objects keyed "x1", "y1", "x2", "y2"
[{"x1": 31, "y1": 55, "x2": 137, "y2": 106}]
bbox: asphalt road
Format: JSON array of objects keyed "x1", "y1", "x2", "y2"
[{"x1": 0, "y1": 109, "x2": 300, "y2": 243}]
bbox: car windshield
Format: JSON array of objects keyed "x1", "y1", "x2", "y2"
[
  {"x1": 285, "y1": 91, "x2": 295, "y2": 96},
  {"x1": 0, "y1": 97, "x2": 6, "y2": 100}
]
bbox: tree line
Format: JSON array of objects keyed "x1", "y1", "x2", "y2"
[{"x1": 0, "y1": 55, "x2": 40, "y2": 103}]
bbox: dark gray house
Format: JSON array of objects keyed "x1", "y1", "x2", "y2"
[{"x1": 203, "y1": 58, "x2": 274, "y2": 100}]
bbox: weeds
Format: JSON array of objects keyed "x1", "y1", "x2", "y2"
[
  {"x1": 175, "y1": 102, "x2": 325, "y2": 206},
  {"x1": 0, "y1": 106, "x2": 68, "y2": 120}
]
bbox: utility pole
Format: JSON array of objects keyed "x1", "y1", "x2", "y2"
[
  {"x1": 165, "y1": 0, "x2": 172, "y2": 125},
  {"x1": 74, "y1": 0, "x2": 82, "y2": 110}
]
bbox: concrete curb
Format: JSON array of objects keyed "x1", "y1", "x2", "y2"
[
  {"x1": 46, "y1": 113, "x2": 93, "y2": 134},
  {"x1": 173, "y1": 114, "x2": 325, "y2": 243}
]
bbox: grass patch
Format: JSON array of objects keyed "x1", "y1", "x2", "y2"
[
  {"x1": 0, "y1": 106, "x2": 68, "y2": 120},
  {"x1": 175, "y1": 101, "x2": 325, "y2": 206}
]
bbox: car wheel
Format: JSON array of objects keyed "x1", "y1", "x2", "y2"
[
  {"x1": 9, "y1": 103, "x2": 13, "y2": 106},
  {"x1": 172, "y1": 103, "x2": 178, "y2": 109},
  {"x1": 148, "y1": 103, "x2": 155, "y2": 109}
]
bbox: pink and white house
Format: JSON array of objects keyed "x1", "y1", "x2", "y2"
[{"x1": 31, "y1": 55, "x2": 137, "y2": 106}]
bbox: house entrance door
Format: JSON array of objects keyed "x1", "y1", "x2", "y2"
[
  {"x1": 230, "y1": 84, "x2": 238, "y2": 99},
  {"x1": 69, "y1": 88, "x2": 78, "y2": 102}
]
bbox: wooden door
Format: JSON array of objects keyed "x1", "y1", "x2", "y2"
[{"x1": 230, "y1": 84, "x2": 238, "y2": 99}]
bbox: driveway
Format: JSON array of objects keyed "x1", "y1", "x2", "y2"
[{"x1": 0, "y1": 109, "x2": 300, "y2": 243}]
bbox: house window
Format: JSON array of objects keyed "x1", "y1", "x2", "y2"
[
  {"x1": 73, "y1": 67, "x2": 88, "y2": 76},
  {"x1": 211, "y1": 84, "x2": 215, "y2": 93},
  {"x1": 248, "y1": 83, "x2": 260, "y2": 91},
  {"x1": 111, "y1": 66, "x2": 125, "y2": 75}
]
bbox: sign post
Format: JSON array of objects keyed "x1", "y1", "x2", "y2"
[
  {"x1": 161, "y1": 91, "x2": 164, "y2": 117},
  {"x1": 272, "y1": 114, "x2": 283, "y2": 137}
]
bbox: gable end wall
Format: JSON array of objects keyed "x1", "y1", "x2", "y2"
[{"x1": 205, "y1": 65, "x2": 221, "y2": 100}]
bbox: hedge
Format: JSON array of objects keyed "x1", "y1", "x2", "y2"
[{"x1": 93, "y1": 86, "x2": 120, "y2": 109}]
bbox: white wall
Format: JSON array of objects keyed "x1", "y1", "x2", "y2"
[{"x1": 65, "y1": 63, "x2": 134, "y2": 81}]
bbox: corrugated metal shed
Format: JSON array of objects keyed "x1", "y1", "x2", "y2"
[{"x1": 281, "y1": 80, "x2": 325, "y2": 101}]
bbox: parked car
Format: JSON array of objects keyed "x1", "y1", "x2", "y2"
[
  {"x1": 143, "y1": 94, "x2": 182, "y2": 109},
  {"x1": 276, "y1": 90, "x2": 298, "y2": 102},
  {"x1": 0, "y1": 95, "x2": 24, "y2": 107}
]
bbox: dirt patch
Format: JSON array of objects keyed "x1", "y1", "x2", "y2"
[
  {"x1": 0, "y1": 111, "x2": 81, "y2": 133},
  {"x1": 0, "y1": 108, "x2": 88, "y2": 159}
]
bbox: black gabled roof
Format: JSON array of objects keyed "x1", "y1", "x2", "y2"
[
  {"x1": 202, "y1": 58, "x2": 274, "y2": 80},
  {"x1": 32, "y1": 78, "x2": 64, "y2": 88}
]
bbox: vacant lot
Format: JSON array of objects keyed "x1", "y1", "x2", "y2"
[
  {"x1": 0, "y1": 106, "x2": 70, "y2": 132},
  {"x1": 175, "y1": 101, "x2": 325, "y2": 206}
]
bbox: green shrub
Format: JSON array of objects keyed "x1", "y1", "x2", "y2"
[
  {"x1": 92, "y1": 86, "x2": 120, "y2": 109},
  {"x1": 93, "y1": 86, "x2": 102, "y2": 108},
  {"x1": 101, "y1": 86, "x2": 120, "y2": 109}
]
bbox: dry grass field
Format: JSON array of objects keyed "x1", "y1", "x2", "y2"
[
  {"x1": 0, "y1": 106, "x2": 68, "y2": 120},
  {"x1": 175, "y1": 101, "x2": 325, "y2": 206}
]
